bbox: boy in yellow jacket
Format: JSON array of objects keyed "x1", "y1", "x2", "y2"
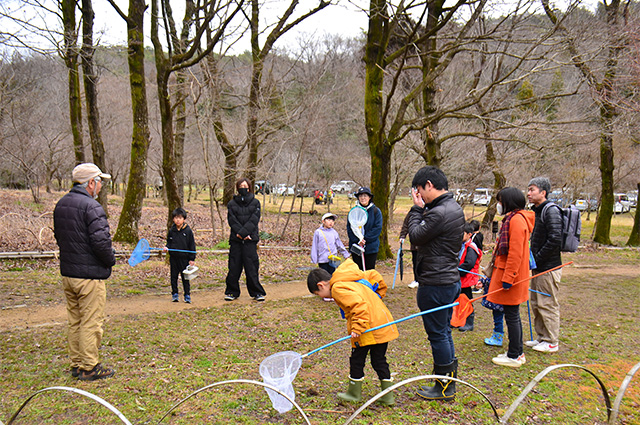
[{"x1": 307, "y1": 258, "x2": 399, "y2": 406}]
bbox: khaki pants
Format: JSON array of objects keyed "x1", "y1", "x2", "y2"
[
  {"x1": 63, "y1": 277, "x2": 106, "y2": 371},
  {"x1": 530, "y1": 269, "x2": 562, "y2": 345}
]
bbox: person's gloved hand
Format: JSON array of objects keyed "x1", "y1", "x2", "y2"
[{"x1": 502, "y1": 282, "x2": 512, "y2": 290}]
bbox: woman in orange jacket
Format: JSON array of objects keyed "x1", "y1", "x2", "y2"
[{"x1": 486, "y1": 187, "x2": 535, "y2": 368}]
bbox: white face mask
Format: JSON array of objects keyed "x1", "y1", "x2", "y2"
[{"x1": 496, "y1": 203, "x2": 504, "y2": 216}]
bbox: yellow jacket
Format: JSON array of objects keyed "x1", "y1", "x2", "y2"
[{"x1": 329, "y1": 259, "x2": 399, "y2": 348}]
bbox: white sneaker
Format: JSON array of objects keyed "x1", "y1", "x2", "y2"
[
  {"x1": 492, "y1": 353, "x2": 526, "y2": 367},
  {"x1": 408, "y1": 281, "x2": 419, "y2": 289},
  {"x1": 532, "y1": 341, "x2": 559, "y2": 353},
  {"x1": 524, "y1": 339, "x2": 540, "y2": 347}
]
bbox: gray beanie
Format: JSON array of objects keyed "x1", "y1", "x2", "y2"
[{"x1": 528, "y1": 177, "x2": 551, "y2": 196}]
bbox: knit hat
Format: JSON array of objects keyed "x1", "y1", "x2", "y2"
[{"x1": 528, "y1": 177, "x2": 551, "y2": 196}]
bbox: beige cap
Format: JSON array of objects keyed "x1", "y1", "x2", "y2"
[
  {"x1": 322, "y1": 213, "x2": 337, "y2": 221},
  {"x1": 72, "y1": 163, "x2": 111, "y2": 183}
]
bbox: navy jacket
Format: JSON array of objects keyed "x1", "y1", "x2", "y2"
[
  {"x1": 53, "y1": 185, "x2": 115, "y2": 279},
  {"x1": 347, "y1": 203, "x2": 383, "y2": 254}
]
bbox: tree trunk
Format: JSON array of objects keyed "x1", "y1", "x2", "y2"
[
  {"x1": 481, "y1": 139, "x2": 505, "y2": 230},
  {"x1": 627, "y1": 183, "x2": 640, "y2": 246},
  {"x1": 114, "y1": 0, "x2": 152, "y2": 243},
  {"x1": 61, "y1": 0, "x2": 85, "y2": 164},
  {"x1": 80, "y1": 0, "x2": 108, "y2": 215},
  {"x1": 246, "y1": 0, "x2": 262, "y2": 184},
  {"x1": 174, "y1": 69, "x2": 187, "y2": 205},
  {"x1": 421, "y1": 0, "x2": 444, "y2": 167},
  {"x1": 364, "y1": 0, "x2": 393, "y2": 259}
]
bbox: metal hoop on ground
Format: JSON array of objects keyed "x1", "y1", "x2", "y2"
[
  {"x1": 609, "y1": 361, "x2": 640, "y2": 425},
  {"x1": 342, "y1": 375, "x2": 500, "y2": 425},
  {"x1": 155, "y1": 379, "x2": 311, "y2": 425},
  {"x1": 6, "y1": 386, "x2": 132, "y2": 425},
  {"x1": 500, "y1": 364, "x2": 612, "y2": 424}
]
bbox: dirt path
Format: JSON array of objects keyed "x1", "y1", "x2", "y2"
[{"x1": 2, "y1": 264, "x2": 637, "y2": 332}]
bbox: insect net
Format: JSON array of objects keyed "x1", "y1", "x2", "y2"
[
  {"x1": 259, "y1": 351, "x2": 302, "y2": 413},
  {"x1": 128, "y1": 238, "x2": 151, "y2": 267}
]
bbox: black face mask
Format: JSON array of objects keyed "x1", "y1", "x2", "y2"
[{"x1": 238, "y1": 188, "x2": 249, "y2": 196}]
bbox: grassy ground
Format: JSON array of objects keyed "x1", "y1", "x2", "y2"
[
  {"x1": 1, "y1": 249, "x2": 639, "y2": 424},
  {"x1": 1, "y1": 190, "x2": 639, "y2": 424}
]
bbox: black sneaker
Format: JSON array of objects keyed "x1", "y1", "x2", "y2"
[
  {"x1": 253, "y1": 294, "x2": 266, "y2": 302},
  {"x1": 78, "y1": 363, "x2": 115, "y2": 381},
  {"x1": 224, "y1": 294, "x2": 238, "y2": 301},
  {"x1": 70, "y1": 367, "x2": 80, "y2": 378}
]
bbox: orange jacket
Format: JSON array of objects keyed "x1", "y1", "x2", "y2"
[
  {"x1": 486, "y1": 210, "x2": 535, "y2": 306},
  {"x1": 329, "y1": 259, "x2": 399, "y2": 348}
]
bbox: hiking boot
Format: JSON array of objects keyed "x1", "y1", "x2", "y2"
[
  {"x1": 524, "y1": 339, "x2": 540, "y2": 347},
  {"x1": 532, "y1": 341, "x2": 559, "y2": 353},
  {"x1": 458, "y1": 312, "x2": 474, "y2": 332},
  {"x1": 337, "y1": 376, "x2": 363, "y2": 403},
  {"x1": 484, "y1": 332, "x2": 504, "y2": 346},
  {"x1": 78, "y1": 364, "x2": 115, "y2": 381},
  {"x1": 377, "y1": 379, "x2": 395, "y2": 406},
  {"x1": 417, "y1": 359, "x2": 457, "y2": 401},
  {"x1": 184, "y1": 294, "x2": 191, "y2": 304},
  {"x1": 492, "y1": 353, "x2": 526, "y2": 368},
  {"x1": 172, "y1": 294, "x2": 179, "y2": 302},
  {"x1": 224, "y1": 294, "x2": 238, "y2": 301},
  {"x1": 70, "y1": 367, "x2": 80, "y2": 378},
  {"x1": 253, "y1": 294, "x2": 266, "y2": 302}
]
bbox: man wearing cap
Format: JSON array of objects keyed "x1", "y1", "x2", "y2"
[
  {"x1": 54, "y1": 163, "x2": 116, "y2": 381},
  {"x1": 347, "y1": 187, "x2": 383, "y2": 270},
  {"x1": 526, "y1": 177, "x2": 563, "y2": 353},
  {"x1": 311, "y1": 212, "x2": 350, "y2": 275}
]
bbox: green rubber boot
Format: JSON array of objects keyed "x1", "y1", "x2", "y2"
[
  {"x1": 377, "y1": 379, "x2": 395, "y2": 406},
  {"x1": 337, "y1": 376, "x2": 363, "y2": 403}
]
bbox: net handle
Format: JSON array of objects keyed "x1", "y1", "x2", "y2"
[{"x1": 301, "y1": 302, "x2": 459, "y2": 359}]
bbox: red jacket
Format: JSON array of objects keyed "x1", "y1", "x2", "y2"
[{"x1": 459, "y1": 239, "x2": 482, "y2": 288}]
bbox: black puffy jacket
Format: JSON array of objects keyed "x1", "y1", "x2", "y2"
[
  {"x1": 408, "y1": 192, "x2": 465, "y2": 286},
  {"x1": 53, "y1": 185, "x2": 116, "y2": 279},
  {"x1": 227, "y1": 193, "x2": 261, "y2": 242},
  {"x1": 530, "y1": 200, "x2": 562, "y2": 272}
]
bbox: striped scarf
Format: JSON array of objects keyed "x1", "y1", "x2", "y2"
[{"x1": 495, "y1": 210, "x2": 522, "y2": 257}]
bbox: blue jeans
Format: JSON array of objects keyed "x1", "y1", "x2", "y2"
[
  {"x1": 417, "y1": 282, "x2": 460, "y2": 365},
  {"x1": 493, "y1": 309, "x2": 504, "y2": 334}
]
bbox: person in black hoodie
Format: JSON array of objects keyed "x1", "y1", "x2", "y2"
[
  {"x1": 165, "y1": 207, "x2": 196, "y2": 303},
  {"x1": 224, "y1": 178, "x2": 266, "y2": 301},
  {"x1": 53, "y1": 163, "x2": 116, "y2": 381}
]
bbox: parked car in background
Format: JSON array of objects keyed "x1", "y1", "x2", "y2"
[
  {"x1": 295, "y1": 181, "x2": 319, "y2": 197},
  {"x1": 574, "y1": 199, "x2": 589, "y2": 211},
  {"x1": 452, "y1": 188, "x2": 472, "y2": 205},
  {"x1": 473, "y1": 188, "x2": 492, "y2": 206},
  {"x1": 275, "y1": 183, "x2": 294, "y2": 196},
  {"x1": 254, "y1": 180, "x2": 272, "y2": 195},
  {"x1": 330, "y1": 180, "x2": 358, "y2": 194},
  {"x1": 574, "y1": 194, "x2": 598, "y2": 212},
  {"x1": 627, "y1": 190, "x2": 638, "y2": 208},
  {"x1": 548, "y1": 189, "x2": 572, "y2": 208},
  {"x1": 614, "y1": 193, "x2": 631, "y2": 214}
]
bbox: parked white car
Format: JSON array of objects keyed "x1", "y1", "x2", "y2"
[
  {"x1": 275, "y1": 184, "x2": 294, "y2": 196},
  {"x1": 614, "y1": 193, "x2": 631, "y2": 214},
  {"x1": 473, "y1": 188, "x2": 492, "y2": 206},
  {"x1": 330, "y1": 180, "x2": 358, "y2": 194}
]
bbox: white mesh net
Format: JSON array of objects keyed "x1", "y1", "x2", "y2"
[{"x1": 259, "y1": 351, "x2": 302, "y2": 413}]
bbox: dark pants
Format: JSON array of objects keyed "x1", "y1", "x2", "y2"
[
  {"x1": 349, "y1": 342, "x2": 390, "y2": 380},
  {"x1": 503, "y1": 304, "x2": 523, "y2": 359},
  {"x1": 170, "y1": 256, "x2": 191, "y2": 296},
  {"x1": 318, "y1": 262, "x2": 336, "y2": 275},
  {"x1": 225, "y1": 240, "x2": 266, "y2": 298},
  {"x1": 417, "y1": 282, "x2": 460, "y2": 365},
  {"x1": 352, "y1": 252, "x2": 378, "y2": 271}
]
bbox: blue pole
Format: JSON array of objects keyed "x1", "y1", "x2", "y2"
[
  {"x1": 527, "y1": 300, "x2": 533, "y2": 341},
  {"x1": 301, "y1": 302, "x2": 459, "y2": 358},
  {"x1": 392, "y1": 244, "x2": 402, "y2": 289}
]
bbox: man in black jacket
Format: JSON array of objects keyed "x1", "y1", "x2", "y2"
[
  {"x1": 527, "y1": 177, "x2": 563, "y2": 353},
  {"x1": 54, "y1": 163, "x2": 116, "y2": 381},
  {"x1": 408, "y1": 166, "x2": 465, "y2": 401}
]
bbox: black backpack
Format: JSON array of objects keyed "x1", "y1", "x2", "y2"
[{"x1": 540, "y1": 202, "x2": 581, "y2": 252}]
